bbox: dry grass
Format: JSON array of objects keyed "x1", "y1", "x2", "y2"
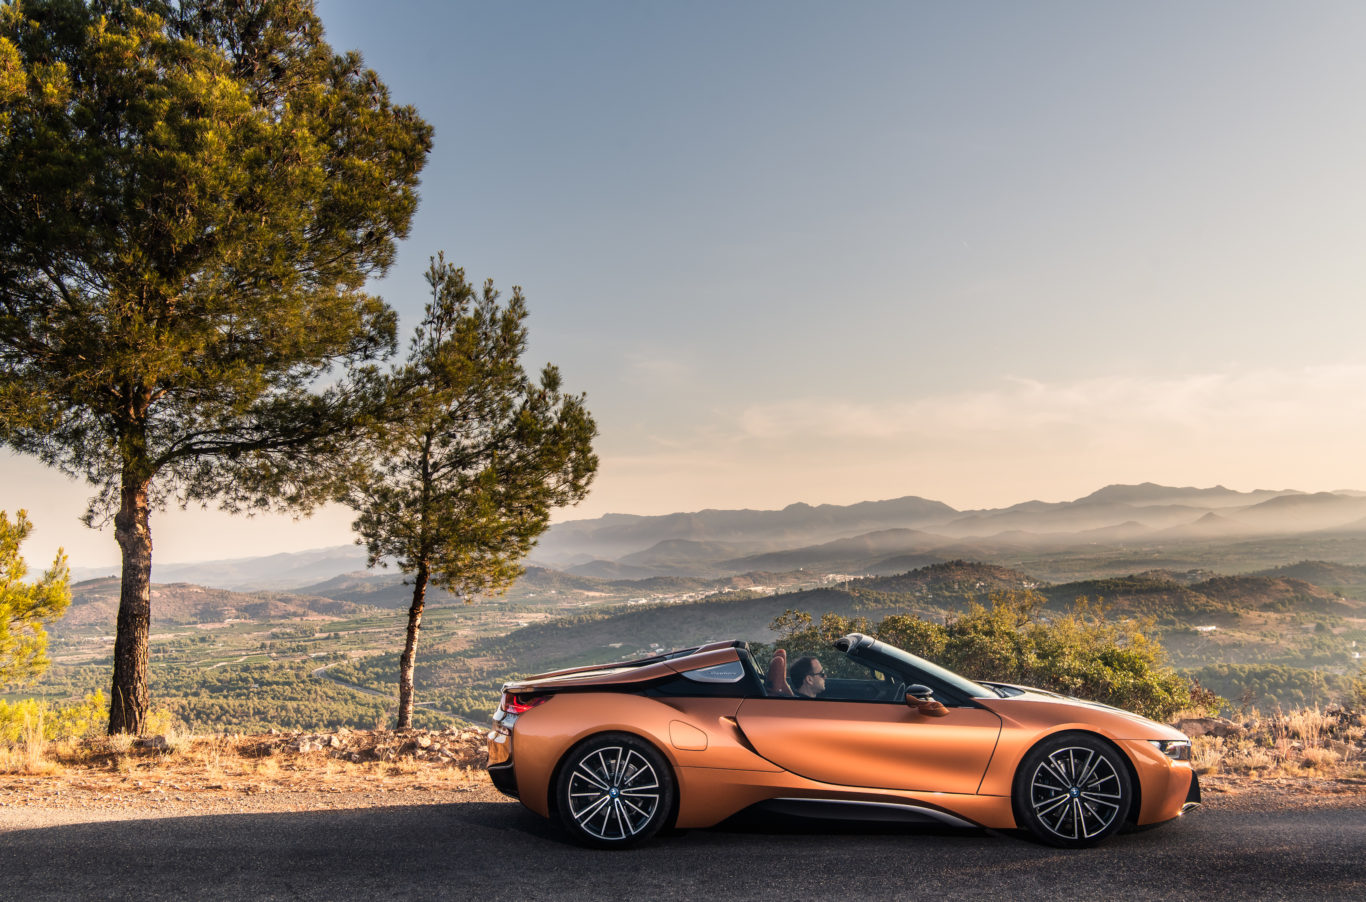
[
  {"x1": 1191, "y1": 705, "x2": 1364, "y2": 781},
  {"x1": 3, "y1": 726, "x2": 492, "y2": 795},
  {"x1": 0, "y1": 708, "x2": 61, "y2": 776},
  {"x1": 6, "y1": 707, "x2": 1364, "y2": 796}
]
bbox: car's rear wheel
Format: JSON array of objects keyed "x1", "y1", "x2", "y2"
[
  {"x1": 1013, "y1": 733, "x2": 1132, "y2": 848},
  {"x1": 555, "y1": 733, "x2": 674, "y2": 848}
]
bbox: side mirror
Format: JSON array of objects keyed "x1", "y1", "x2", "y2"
[{"x1": 904, "y1": 685, "x2": 949, "y2": 717}]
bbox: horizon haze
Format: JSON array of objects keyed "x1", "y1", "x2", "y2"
[{"x1": 61, "y1": 481, "x2": 1366, "y2": 587}]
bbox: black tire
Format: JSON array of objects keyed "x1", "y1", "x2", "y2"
[
  {"x1": 554, "y1": 733, "x2": 675, "y2": 849},
  {"x1": 1013, "y1": 733, "x2": 1133, "y2": 849}
]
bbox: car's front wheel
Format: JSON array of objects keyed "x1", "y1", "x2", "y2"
[
  {"x1": 1013, "y1": 733, "x2": 1133, "y2": 848},
  {"x1": 555, "y1": 733, "x2": 675, "y2": 848}
]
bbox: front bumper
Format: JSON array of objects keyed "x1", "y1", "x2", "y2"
[
  {"x1": 1115, "y1": 738, "x2": 1199, "y2": 824},
  {"x1": 1183, "y1": 771, "x2": 1201, "y2": 812}
]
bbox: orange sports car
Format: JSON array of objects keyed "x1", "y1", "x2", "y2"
[{"x1": 486, "y1": 633, "x2": 1199, "y2": 848}]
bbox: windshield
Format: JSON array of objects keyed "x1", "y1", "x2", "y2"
[{"x1": 849, "y1": 637, "x2": 996, "y2": 700}]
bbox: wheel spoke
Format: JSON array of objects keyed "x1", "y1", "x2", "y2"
[
  {"x1": 1074, "y1": 750, "x2": 1099, "y2": 786},
  {"x1": 574, "y1": 794, "x2": 610, "y2": 823},
  {"x1": 1039, "y1": 759, "x2": 1071, "y2": 787},
  {"x1": 1080, "y1": 791, "x2": 1121, "y2": 806},
  {"x1": 573, "y1": 766, "x2": 609, "y2": 791},
  {"x1": 621, "y1": 797, "x2": 652, "y2": 820},
  {"x1": 1033, "y1": 792, "x2": 1071, "y2": 817},
  {"x1": 1081, "y1": 801, "x2": 1107, "y2": 836},
  {"x1": 1046, "y1": 802, "x2": 1072, "y2": 836}
]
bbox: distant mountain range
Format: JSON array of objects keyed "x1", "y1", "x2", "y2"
[
  {"x1": 64, "y1": 578, "x2": 369, "y2": 629},
  {"x1": 71, "y1": 483, "x2": 1366, "y2": 590},
  {"x1": 533, "y1": 483, "x2": 1366, "y2": 579},
  {"x1": 72, "y1": 545, "x2": 371, "y2": 591}
]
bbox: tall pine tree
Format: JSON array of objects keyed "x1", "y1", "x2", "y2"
[
  {"x1": 0, "y1": 0, "x2": 431, "y2": 733},
  {"x1": 349, "y1": 256, "x2": 597, "y2": 729}
]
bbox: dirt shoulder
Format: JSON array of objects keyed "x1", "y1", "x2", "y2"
[
  {"x1": 0, "y1": 726, "x2": 505, "y2": 828},
  {"x1": 3, "y1": 726, "x2": 1362, "y2": 830}
]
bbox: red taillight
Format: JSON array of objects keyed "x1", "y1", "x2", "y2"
[{"x1": 501, "y1": 692, "x2": 552, "y2": 715}]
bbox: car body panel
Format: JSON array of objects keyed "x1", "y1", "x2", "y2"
[
  {"x1": 1116, "y1": 738, "x2": 1198, "y2": 824},
  {"x1": 487, "y1": 637, "x2": 1197, "y2": 837},
  {"x1": 503, "y1": 692, "x2": 781, "y2": 818},
  {"x1": 501, "y1": 645, "x2": 744, "y2": 694},
  {"x1": 734, "y1": 698, "x2": 1003, "y2": 794},
  {"x1": 974, "y1": 694, "x2": 1195, "y2": 823},
  {"x1": 672, "y1": 766, "x2": 1018, "y2": 829}
]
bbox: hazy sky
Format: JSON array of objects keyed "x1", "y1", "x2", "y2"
[{"x1": 9, "y1": 0, "x2": 1366, "y2": 570}]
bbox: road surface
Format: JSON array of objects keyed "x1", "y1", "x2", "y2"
[{"x1": 2, "y1": 796, "x2": 1363, "y2": 901}]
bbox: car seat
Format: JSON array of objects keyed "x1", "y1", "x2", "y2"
[{"x1": 764, "y1": 648, "x2": 793, "y2": 696}]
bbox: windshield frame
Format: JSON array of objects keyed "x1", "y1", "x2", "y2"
[{"x1": 840, "y1": 634, "x2": 997, "y2": 702}]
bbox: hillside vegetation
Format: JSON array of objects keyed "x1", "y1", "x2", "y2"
[{"x1": 15, "y1": 552, "x2": 1366, "y2": 732}]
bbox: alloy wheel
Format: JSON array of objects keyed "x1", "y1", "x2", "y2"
[
  {"x1": 565, "y1": 745, "x2": 663, "y2": 842},
  {"x1": 1027, "y1": 745, "x2": 1124, "y2": 841}
]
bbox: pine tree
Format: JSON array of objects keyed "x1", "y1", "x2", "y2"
[
  {"x1": 0, "y1": 511, "x2": 70, "y2": 687},
  {"x1": 0, "y1": 0, "x2": 432, "y2": 732},
  {"x1": 349, "y1": 256, "x2": 597, "y2": 729}
]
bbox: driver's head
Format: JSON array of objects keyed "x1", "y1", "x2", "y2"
[{"x1": 789, "y1": 656, "x2": 825, "y2": 697}]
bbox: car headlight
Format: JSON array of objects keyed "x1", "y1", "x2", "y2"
[{"x1": 1149, "y1": 739, "x2": 1192, "y2": 761}]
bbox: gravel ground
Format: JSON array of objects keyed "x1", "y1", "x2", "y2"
[
  {"x1": 3, "y1": 766, "x2": 1363, "y2": 831},
  {"x1": 1, "y1": 777, "x2": 1363, "y2": 902},
  {"x1": 0, "y1": 781, "x2": 509, "y2": 830},
  {"x1": 3, "y1": 724, "x2": 1363, "y2": 832}
]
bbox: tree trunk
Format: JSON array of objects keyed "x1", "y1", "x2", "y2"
[
  {"x1": 108, "y1": 465, "x2": 153, "y2": 735},
  {"x1": 396, "y1": 561, "x2": 428, "y2": 730}
]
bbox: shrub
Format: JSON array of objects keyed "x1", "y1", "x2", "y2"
[
  {"x1": 0, "y1": 691, "x2": 106, "y2": 743},
  {"x1": 768, "y1": 590, "x2": 1219, "y2": 721}
]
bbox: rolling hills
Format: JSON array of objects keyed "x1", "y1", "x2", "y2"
[{"x1": 28, "y1": 482, "x2": 1366, "y2": 732}]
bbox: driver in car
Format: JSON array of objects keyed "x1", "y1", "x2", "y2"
[{"x1": 788, "y1": 656, "x2": 826, "y2": 698}]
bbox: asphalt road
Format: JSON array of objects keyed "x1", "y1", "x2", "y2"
[{"x1": 2, "y1": 801, "x2": 1363, "y2": 901}]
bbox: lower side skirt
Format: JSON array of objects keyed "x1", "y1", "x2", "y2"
[{"x1": 744, "y1": 797, "x2": 981, "y2": 829}]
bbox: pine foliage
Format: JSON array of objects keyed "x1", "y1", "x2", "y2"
[
  {"x1": 0, "y1": 0, "x2": 431, "y2": 732},
  {"x1": 0, "y1": 510, "x2": 70, "y2": 686},
  {"x1": 350, "y1": 255, "x2": 598, "y2": 600}
]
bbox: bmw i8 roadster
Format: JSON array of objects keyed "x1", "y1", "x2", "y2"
[{"x1": 486, "y1": 633, "x2": 1199, "y2": 848}]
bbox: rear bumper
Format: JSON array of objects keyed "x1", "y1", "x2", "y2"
[
  {"x1": 488, "y1": 761, "x2": 519, "y2": 798},
  {"x1": 486, "y1": 712, "x2": 517, "y2": 799}
]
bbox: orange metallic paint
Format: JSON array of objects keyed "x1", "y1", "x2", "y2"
[
  {"x1": 1117, "y1": 738, "x2": 1196, "y2": 825},
  {"x1": 734, "y1": 699, "x2": 1002, "y2": 794},
  {"x1": 973, "y1": 697, "x2": 1193, "y2": 825},
  {"x1": 502, "y1": 647, "x2": 745, "y2": 694},
  {"x1": 490, "y1": 645, "x2": 1196, "y2": 834},
  {"x1": 505, "y1": 693, "x2": 781, "y2": 818}
]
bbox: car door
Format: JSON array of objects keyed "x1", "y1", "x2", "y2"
[{"x1": 733, "y1": 696, "x2": 1002, "y2": 795}]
